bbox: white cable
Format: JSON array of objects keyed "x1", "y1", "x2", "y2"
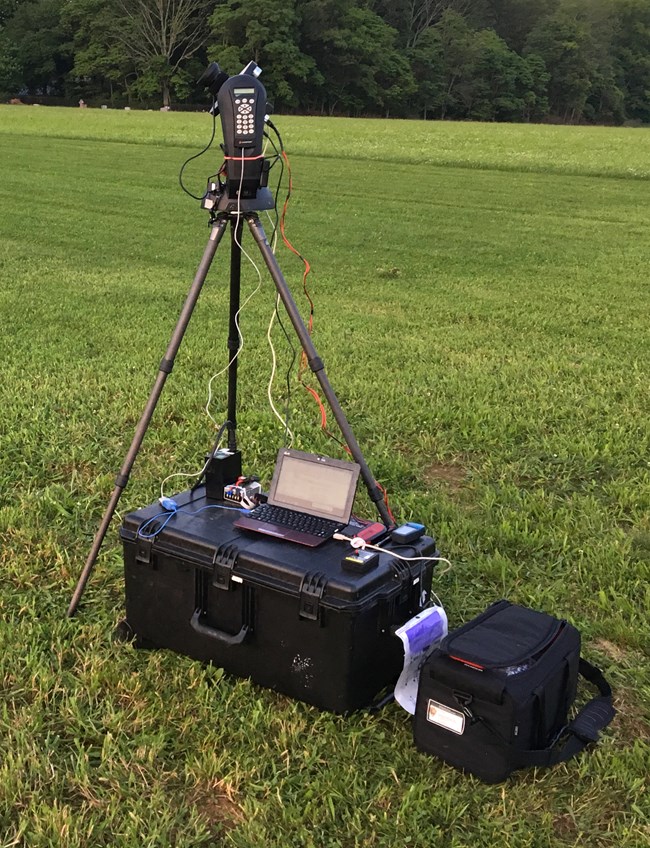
[
  {"x1": 205, "y1": 146, "x2": 292, "y2": 443},
  {"x1": 256, "y1": 153, "x2": 294, "y2": 443},
  {"x1": 205, "y1": 149, "x2": 263, "y2": 427},
  {"x1": 264, "y1": 210, "x2": 279, "y2": 253},
  {"x1": 160, "y1": 455, "x2": 211, "y2": 500},
  {"x1": 159, "y1": 426, "x2": 230, "y2": 499},
  {"x1": 366, "y1": 544, "x2": 452, "y2": 571},
  {"x1": 241, "y1": 492, "x2": 256, "y2": 509},
  {"x1": 332, "y1": 533, "x2": 453, "y2": 574}
]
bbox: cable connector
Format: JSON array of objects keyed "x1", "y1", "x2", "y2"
[
  {"x1": 159, "y1": 497, "x2": 178, "y2": 512},
  {"x1": 333, "y1": 533, "x2": 366, "y2": 549}
]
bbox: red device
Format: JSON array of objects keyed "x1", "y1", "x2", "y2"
[{"x1": 356, "y1": 522, "x2": 390, "y2": 543}]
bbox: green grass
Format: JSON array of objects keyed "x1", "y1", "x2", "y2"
[
  {"x1": 0, "y1": 107, "x2": 649, "y2": 847},
  {"x1": 2, "y1": 104, "x2": 650, "y2": 178}
]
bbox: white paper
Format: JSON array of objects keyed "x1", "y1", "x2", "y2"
[{"x1": 394, "y1": 605, "x2": 448, "y2": 715}]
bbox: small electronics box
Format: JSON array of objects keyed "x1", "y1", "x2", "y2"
[
  {"x1": 120, "y1": 486, "x2": 440, "y2": 713},
  {"x1": 391, "y1": 522, "x2": 426, "y2": 544},
  {"x1": 341, "y1": 549, "x2": 380, "y2": 573}
]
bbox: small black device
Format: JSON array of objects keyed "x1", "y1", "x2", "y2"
[
  {"x1": 341, "y1": 549, "x2": 380, "y2": 573},
  {"x1": 413, "y1": 600, "x2": 616, "y2": 783},
  {"x1": 198, "y1": 60, "x2": 261, "y2": 115},
  {"x1": 204, "y1": 449, "x2": 242, "y2": 500},
  {"x1": 391, "y1": 522, "x2": 426, "y2": 544}
]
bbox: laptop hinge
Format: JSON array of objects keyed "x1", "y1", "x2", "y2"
[
  {"x1": 212, "y1": 543, "x2": 240, "y2": 591},
  {"x1": 299, "y1": 571, "x2": 327, "y2": 621}
]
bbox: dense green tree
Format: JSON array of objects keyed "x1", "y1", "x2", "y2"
[
  {"x1": 0, "y1": 0, "x2": 18, "y2": 26},
  {"x1": 0, "y1": 29, "x2": 21, "y2": 95},
  {"x1": 575, "y1": 0, "x2": 624, "y2": 123},
  {"x1": 1, "y1": 0, "x2": 648, "y2": 122},
  {"x1": 519, "y1": 52, "x2": 550, "y2": 120},
  {"x1": 63, "y1": 0, "x2": 133, "y2": 102},
  {"x1": 63, "y1": 0, "x2": 213, "y2": 106},
  {"x1": 3, "y1": 0, "x2": 72, "y2": 94},
  {"x1": 300, "y1": 0, "x2": 415, "y2": 115},
  {"x1": 408, "y1": 24, "x2": 445, "y2": 118},
  {"x1": 613, "y1": 0, "x2": 650, "y2": 122},
  {"x1": 417, "y1": 11, "x2": 547, "y2": 121},
  {"x1": 465, "y1": 28, "x2": 537, "y2": 121},
  {"x1": 524, "y1": 9, "x2": 597, "y2": 121},
  {"x1": 432, "y1": 9, "x2": 478, "y2": 118},
  {"x1": 0, "y1": 0, "x2": 19, "y2": 96},
  {"x1": 482, "y1": 0, "x2": 560, "y2": 52},
  {"x1": 404, "y1": 0, "x2": 471, "y2": 49},
  {"x1": 209, "y1": 0, "x2": 317, "y2": 109}
]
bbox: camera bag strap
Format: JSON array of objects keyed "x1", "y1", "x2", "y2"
[{"x1": 468, "y1": 658, "x2": 616, "y2": 769}]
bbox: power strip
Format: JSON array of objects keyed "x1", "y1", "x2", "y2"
[{"x1": 224, "y1": 481, "x2": 262, "y2": 508}]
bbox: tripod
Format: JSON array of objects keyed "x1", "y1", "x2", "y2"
[{"x1": 67, "y1": 204, "x2": 393, "y2": 617}]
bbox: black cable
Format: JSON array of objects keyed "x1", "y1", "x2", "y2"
[
  {"x1": 266, "y1": 118, "x2": 284, "y2": 152},
  {"x1": 264, "y1": 132, "x2": 284, "y2": 231},
  {"x1": 179, "y1": 100, "x2": 218, "y2": 200}
]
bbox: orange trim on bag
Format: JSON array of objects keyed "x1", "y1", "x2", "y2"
[{"x1": 449, "y1": 656, "x2": 484, "y2": 670}]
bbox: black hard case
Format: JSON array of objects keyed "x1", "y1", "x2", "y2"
[{"x1": 120, "y1": 487, "x2": 438, "y2": 713}]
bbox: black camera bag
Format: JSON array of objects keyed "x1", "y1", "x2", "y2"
[{"x1": 413, "y1": 600, "x2": 615, "y2": 783}]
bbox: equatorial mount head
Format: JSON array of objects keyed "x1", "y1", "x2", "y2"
[{"x1": 199, "y1": 60, "x2": 274, "y2": 214}]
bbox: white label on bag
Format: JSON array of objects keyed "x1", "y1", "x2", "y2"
[{"x1": 426, "y1": 699, "x2": 466, "y2": 735}]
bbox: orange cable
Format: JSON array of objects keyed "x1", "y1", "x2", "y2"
[{"x1": 279, "y1": 149, "x2": 393, "y2": 522}]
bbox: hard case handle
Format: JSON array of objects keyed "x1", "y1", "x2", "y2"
[{"x1": 190, "y1": 608, "x2": 249, "y2": 646}]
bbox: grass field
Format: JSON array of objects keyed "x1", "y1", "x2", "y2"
[{"x1": 0, "y1": 105, "x2": 648, "y2": 847}]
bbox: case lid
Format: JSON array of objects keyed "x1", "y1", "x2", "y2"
[{"x1": 120, "y1": 487, "x2": 437, "y2": 613}]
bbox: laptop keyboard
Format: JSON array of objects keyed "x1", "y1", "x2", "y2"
[{"x1": 248, "y1": 504, "x2": 342, "y2": 538}]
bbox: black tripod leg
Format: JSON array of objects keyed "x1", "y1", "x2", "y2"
[
  {"x1": 245, "y1": 214, "x2": 392, "y2": 527},
  {"x1": 67, "y1": 217, "x2": 229, "y2": 617}
]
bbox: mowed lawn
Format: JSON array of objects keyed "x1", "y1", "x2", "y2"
[{"x1": 0, "y1": 106, "x2": 648, "y2": 847}]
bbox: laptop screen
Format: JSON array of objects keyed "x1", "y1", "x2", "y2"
[{"x1": 268, "y1": 449, "x2": 360, "y2": 522}]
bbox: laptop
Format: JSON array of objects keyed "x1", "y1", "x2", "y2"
[{"x1": 233, "y1": 448, "x2": 361, "y2": 547}]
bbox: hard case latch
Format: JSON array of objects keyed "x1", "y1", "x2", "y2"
[
  {"x1": 135, "y1": 539, "x2": 154, "y2": 567},
  {"x1": 299, "y1": 571, "x2": 327, "y2": 621},
  {"x1": 212, "y1": 543, "x2": 240, "y2": 591}
]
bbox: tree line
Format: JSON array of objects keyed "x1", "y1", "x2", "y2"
[{"x1": 1, "y1": 0, "x2": 649, "y2": 124}]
